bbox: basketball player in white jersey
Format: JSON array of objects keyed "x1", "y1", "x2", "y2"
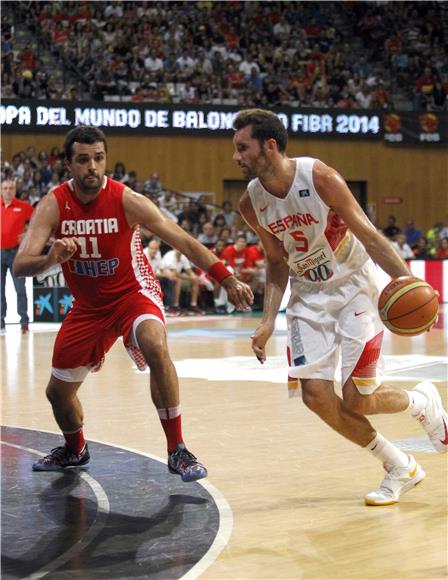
[{"x1": 233, "y1": 109, "x2": 447, "y2": 506}]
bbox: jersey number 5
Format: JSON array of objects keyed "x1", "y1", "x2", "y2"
[
  {"x1": 78, "y1": 237, "x2": 101, "y2": 258},
  {"x1": 289, "y1": 230, "x2": 309, "y2": 253}
]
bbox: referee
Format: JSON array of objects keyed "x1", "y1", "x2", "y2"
[{"x1": 1, "y1": 179, "x2": 34, "y2": 332}]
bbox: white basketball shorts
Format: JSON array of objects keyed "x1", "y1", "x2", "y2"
[{"x1": 286, "y1": 260, "x2": 385, "y2": 397}]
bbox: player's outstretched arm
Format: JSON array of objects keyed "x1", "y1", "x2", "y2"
[
  {"x1": 240, "y1": 192, "x2": 290, "y2": 363},
  {"x1": 13, "y1": 194, "x2": 77, "y2": 277},
  {"x1": 312, "y1": 161, "x2": 410, "y2": 279},
  {"x1": 123, "y1": 188, "x2": 254, "y2": 311}
]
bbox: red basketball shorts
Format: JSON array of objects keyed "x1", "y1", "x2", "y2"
[{"x1": 52, "y1": 291, "x2": 165, "y2": 382}]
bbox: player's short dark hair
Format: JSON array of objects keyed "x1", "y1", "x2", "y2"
[
  {"x1": 64, "y1": 126, "x2": 108, "y2": 161},
  {"x1": 233, "y1": 108, "x2": 288, "y2": 153}
]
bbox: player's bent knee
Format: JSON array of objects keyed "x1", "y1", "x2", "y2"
[
  {"x1": 138, "y1": 333, "x2": 170, "y2": 363},
  {"x1": 301, "y1": 381, "x2": 330, "y2": 413},
  {"x1": 46, "y1": 377, "x2": 82, "y2": 405},
  {"x1": 343, "y1": 380, "x2": 377, "y2": 415}
]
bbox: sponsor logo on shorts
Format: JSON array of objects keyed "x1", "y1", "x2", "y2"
[
  {"x1": 293, "y1": 248, "x2": 334, "y2": 282},
  {"x1": 293, "y1": 355, "x2": 307, "y2": 366},
  {"x1": 290, "y1": 318, "x2": 305, "y2": 365}
]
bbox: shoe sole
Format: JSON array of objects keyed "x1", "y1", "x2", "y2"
[
  {"x1": 168, "y1": 465, "x2": 208, "y2": 482},
  {"x1": 365, "y1": 468, "x2": 426, "y2": 506},
  {"x1": 415, "y1": 384, "x2": 448, "y2": 453},
  {"x1": 32, "y1": 464, "x2": 90, "y2": 472},
  {"x1": 32, "y1": 456, "x2": 90, "y2": 472}
]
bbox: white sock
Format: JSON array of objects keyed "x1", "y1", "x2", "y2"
[
  {"x1": 405, "y1": 387, "x2": 428, "y2": 417},
  {"x1": 366, "y1": 432, "x2": 409, "y2": 468}
]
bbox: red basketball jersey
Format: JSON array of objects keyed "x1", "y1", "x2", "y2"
[{"x1": 53, "y1": 177, "x2": 163, "y2": 309}]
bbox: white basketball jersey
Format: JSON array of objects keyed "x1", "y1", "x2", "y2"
[{"x1": 248, "y1": 157, "x2": 370, "y2": 285}]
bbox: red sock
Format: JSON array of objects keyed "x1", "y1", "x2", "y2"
[
  {"x1": 157, "y1": 406, "x2": 183, "y2": 453},
  {"x1": 63, "y1": 427, "x2": 86, "y2": 454}
]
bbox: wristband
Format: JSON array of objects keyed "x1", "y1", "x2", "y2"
[{"x1": 208, "y1": 261, "x2": 232, "y2": 284}]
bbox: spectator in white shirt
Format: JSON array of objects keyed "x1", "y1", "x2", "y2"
[
  {"x1": 144, "y1": 49, "x2": 164, "y2": 80},
  {"x1": 391, "y1": 233, "x2": 414, "y2": 259},
  {"x1": 197, "y1": 222, "x2": 218, "y2": 248},
  {"x1": 176, "y1": 50, "x2": 196, "y2": 81},
  {"x1": 158, "y1": 189, "x2": 180, "y2": 215},
  {"x1": 355, "y1": 82, "x2": 374, "y2": 109},
  {"x1": 239, "y1": 54, "x2": 260, "y2": 77},
  {"x1": 273, "y1": 16, "x2": 291, "y2": 41},
  {"x1": 143, "y1": 239, "x2": 177, "y2": 308},
  {"x1": 161, "y1": 248, "x2": 204, "y2": 314}
]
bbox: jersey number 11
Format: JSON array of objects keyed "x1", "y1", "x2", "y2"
[{"x1": 78, "y1": 236, "x2": 101, "y2": 258}]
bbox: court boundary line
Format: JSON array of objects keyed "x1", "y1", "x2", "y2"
[
  {"x1": 1, "y1": 440, "x2": 110, "y2": 580},
  {"x1": 1, "y1": 424, "x2": 233, "y2": 580}
]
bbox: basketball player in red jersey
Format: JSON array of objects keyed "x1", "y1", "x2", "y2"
[
  {"x1": 13, "y1": 126, "x2": 253, "y2": 481},
  {"x1": 232, "y1": 109, "x2": 447, "y2": 505}
]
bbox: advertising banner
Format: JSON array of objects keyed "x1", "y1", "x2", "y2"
[
  {"x1": 383, "y1": 111, "x2": 448, "y2": 145},
  {"x1": 0, "y1": 100, "x2": 382, "y2": 139}
]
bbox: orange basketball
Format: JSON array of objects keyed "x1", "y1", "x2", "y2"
[{"x1": 378, "y1": 276, "x2": 439, "y2": 336}]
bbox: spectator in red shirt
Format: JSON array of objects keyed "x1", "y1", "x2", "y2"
[
  {"x1": 372, "y1": 81, "x2": 390, "y2": 109},
  {"x1": 246, "y1": 239, "x2": 266, "y2": 273},
  {"x1": 416, "y1": 67, "x2": 436, "y2": 96},
  {"x1": 246, "y1": 239, "x2": 266, "y2": 304},
  {"x1": 436, "y1": 237, "x2": 448, "y2": 259},
  {"x1": 221, "y1": 235, "x2": 254, "y2": 284},
  {"x1": 1, "y1": 179, "x2": 34, "y2": 332},
  {"x1": 19, "y1": 45, "x2": 36, "y2": 71},
  {"x1": 225, "y1": 63, "x2": 245, "y2": 93}
]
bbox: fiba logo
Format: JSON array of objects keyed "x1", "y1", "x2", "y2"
[
  {"x1": 385, "y1": 113, "x2": 401, "y2": 133},
  {"x1": 419, "y1": 113, "x2": 440, "y2": 141},
  {"x1": 419, "y1": 113, "x2": 438, "y2": 132},
  {"x1": 384, "y1": 113, "x2": 403, "y2": 142}
]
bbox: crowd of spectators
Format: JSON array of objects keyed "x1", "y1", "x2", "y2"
[
  {"x1": 2, "y1": 145, "x2": 447, "y2": 313},
  {"x1": 2, "y1": 1, "x2": 447, "y2": 111},
  {"x1": 381, "y1": 215, "x2": 448, "y2": 261}
]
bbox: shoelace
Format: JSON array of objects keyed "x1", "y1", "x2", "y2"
[
  {"x1": 43, "y1": 446, "x2": 69, "y2": 462},
  {"x1": 46, "y1": 446, "x2": 82, "y2": 462},
  {"x1": 172, "y1": 448, "x2": 197, "y2": 465}
]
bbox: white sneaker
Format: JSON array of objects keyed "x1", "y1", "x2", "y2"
[
  {"x1": 413, "y1": 382, "x2": 448, "y2": 453},
  {"x1": 365, "y1": 455, "x2": 425, "y2": 506}
]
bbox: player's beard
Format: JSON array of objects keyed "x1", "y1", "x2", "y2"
[
  {"x1": 81, "y1": 174, "x2": 102, "y2": 194},
  {"x1": 244, "y1": 150, "x2": 269, "y2": 180}
]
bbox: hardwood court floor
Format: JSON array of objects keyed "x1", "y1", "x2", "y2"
[{"x1": 2, "y1": 312, "x2": 447, "y2": 580}]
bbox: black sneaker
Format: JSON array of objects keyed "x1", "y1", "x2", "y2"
[
  {"x1": 32, "y1": 444, "x2": 90, "y2": 471},
  {"x1": 168, "y1": 443, "x2": 208, "y2": 482}
]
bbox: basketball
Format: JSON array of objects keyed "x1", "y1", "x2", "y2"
[{"x1": 378, "y1": 276, "x2": 439, "y2": 336}]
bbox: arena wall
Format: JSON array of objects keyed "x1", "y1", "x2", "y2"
[{"x1": 2, "y1": 133, "x2": 447, "y2": 232}]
